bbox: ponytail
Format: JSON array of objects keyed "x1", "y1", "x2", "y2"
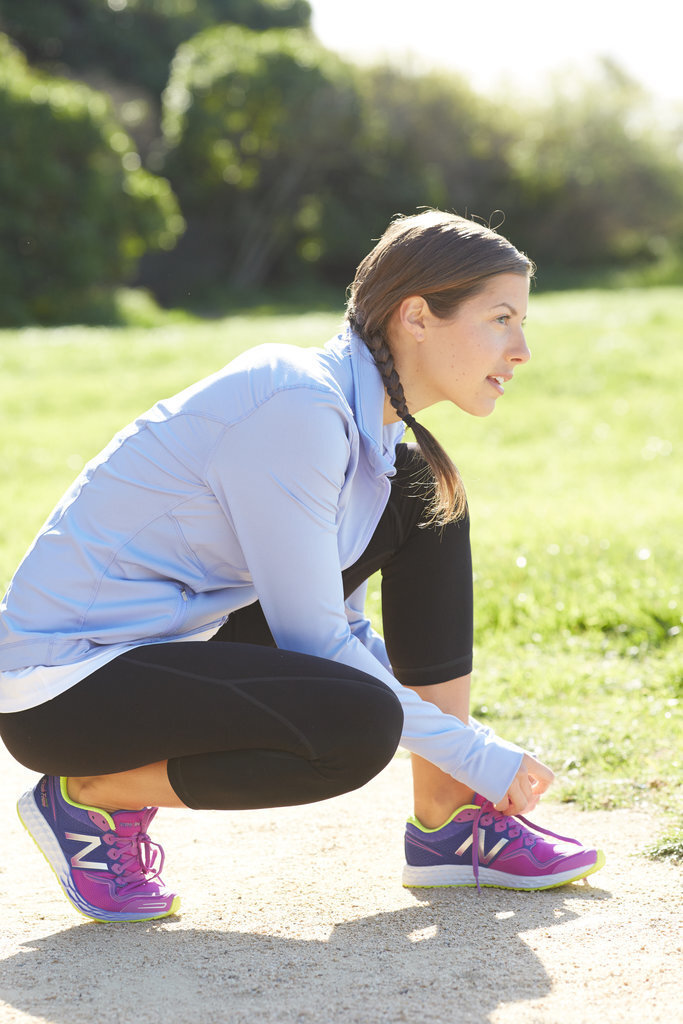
[
  {"x1": 356, "y1": 323, "x2": 466, "y2": 525},
  {"x1": 402, "y1": 415, "x2": 467, "y2": 524}
]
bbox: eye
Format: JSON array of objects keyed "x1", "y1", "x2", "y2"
[{"x1": 495, "y1": 314, "x2": 510, "y2": 325}]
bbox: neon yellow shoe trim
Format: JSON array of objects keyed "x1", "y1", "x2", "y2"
[
  {"x1": 60, "y1": 777, "x2": 116, "y2": 831},
  {"x1": 407, "y1": 803, "x2": 480, "y2": 833}
]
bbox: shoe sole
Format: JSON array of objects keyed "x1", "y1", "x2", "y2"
[
  {"x1": 17, "y1": 789, "x2": 181, "y2": 923},
  {"x1": 402, "y1": 849, "x2": 606, "y2": 890}
]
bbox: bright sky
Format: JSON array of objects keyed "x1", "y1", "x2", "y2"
[{"x1": 309, "y1": 0, "x2": 683, "y2": 105}]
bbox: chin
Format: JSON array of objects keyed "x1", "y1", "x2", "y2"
[
  {"x1": 470, "y1": 402, "x2": 497, "y2": 418},
  {"x1": 452, "y1": 397, "x2": 496, "y2": 417}
]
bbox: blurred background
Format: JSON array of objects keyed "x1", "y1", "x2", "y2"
[{"x1": 1, "y1": 0, "x2": 681, "y2": 325}]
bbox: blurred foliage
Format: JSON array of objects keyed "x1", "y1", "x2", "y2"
[
  {"x1": 0, "y1": 35, "x2": 184, "y2": 325},
  {"x1": 0, "y1": 1, "x2": 682, "y2": 321},
  {"x1": 157, "y1": 56, "x2": 518, "y2": 292},
  {"x1": 305, "y1": 65, "x2": 514, "y2": 283},
  {"x1": 500, "y1": 60, "x2": 683, "y2": 274},
  {"x1": 0, "y1": 0, "x2": 311, "y2": 97},
  {"x1": 156, "y1": 45, "x2": 683, "y2": 299},
  {"x1": 156, "y1": 24, "x2": 359, "y2": 293}
]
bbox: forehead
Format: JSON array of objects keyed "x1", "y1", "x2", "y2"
[{"x1": 474, "y1": 273, "x2": 530, "y2": 309}]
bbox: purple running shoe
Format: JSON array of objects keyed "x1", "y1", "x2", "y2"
[
  {"x1": 17, "y1": 775, "x2": 180, "y2": 922},
  {"x1": 403, "y1": 795, "x2": 605, "y2": 891}
]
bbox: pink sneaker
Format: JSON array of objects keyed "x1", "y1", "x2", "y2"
[
  {"x1": 17, "y1": 776, "x2": 180, "y2": 922},
  {"x1": 403, "y1": 795, "x2": 605, "y2": 891}
]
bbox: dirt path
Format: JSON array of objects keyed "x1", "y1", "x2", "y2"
[{"x1": 1, "y1": 746, "x2": 680, "y2": 1024}]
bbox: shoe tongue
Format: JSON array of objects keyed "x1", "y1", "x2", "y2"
[{"x1": 110, "y1": 807, "x2": 156, "y2": 836}]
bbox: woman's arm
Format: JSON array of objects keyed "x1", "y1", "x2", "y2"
[{"x1": 205, "y1": 389, "x2": 523, "y2": 803}]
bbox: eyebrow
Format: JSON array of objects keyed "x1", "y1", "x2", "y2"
[{"x1": 491, "y1": 302, "x2": 527, "y2": 321}]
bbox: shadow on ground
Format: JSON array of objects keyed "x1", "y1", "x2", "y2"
[{"x1": 0, "y1": 885, "x2": 611, "y2": 1024}]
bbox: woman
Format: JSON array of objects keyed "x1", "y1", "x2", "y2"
[{"x1": 0, "y1": 211, "x2": 604, "y2": 923}]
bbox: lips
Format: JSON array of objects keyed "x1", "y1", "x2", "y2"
[{"x1": 487, "y1": 374, "x2": 510, "y2": 394}]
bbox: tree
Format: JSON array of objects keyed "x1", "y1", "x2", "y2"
[
  {"x1": 0, "y1": 34, "x2": 184, "y2": 324},
  {"x1": 0, "y1": 0, "x2": 311, "y2": 98},
  {"x1": 308, "y1": 64, "x2": 516, "y2": 283},
  {"x1": 160, "y1": 24, "x2": 359, "y2": 291},
  {"x1": 500, "y1": 60, "x2": 683, "y2": 272}
]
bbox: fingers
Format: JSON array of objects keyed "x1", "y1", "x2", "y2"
[
  {"x1": 522, "y1": 753, "x2": 555, "y2": 792},
  {"x1": 494, "y1": 754, "x2": 556, "y2": 816},
  {"x1": 493, "y1": 776, "x2": 526, "y2": 815},
  {"x1": 502, "y1": 773, "x2": 533, "y2": 816}
]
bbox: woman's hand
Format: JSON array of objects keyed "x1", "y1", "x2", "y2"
[{"x1": 494, "y1": 753, "x2": 555, "y2": 816}]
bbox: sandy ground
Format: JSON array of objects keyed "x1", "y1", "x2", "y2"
[{"x1": 0, "y1": 745, "x2": 681, "y2": 1024}]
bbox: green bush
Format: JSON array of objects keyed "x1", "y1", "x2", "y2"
[
  {"x1": 157, "y1": 45, "x2": 525, "y2": 297},
  {"x1": 500, "y1": 61, "x2": 683, "y2": 274},
  {"x1": 0, "y1": 0, "x2": 312, "y2": 97},
  {"x1": 160, "y1": 24, "x2": 359, "y2": 291},
  {"x1": 307, "y1": 65, "x2": 515, "y2": 283},
  {"x1": 0, "y1": 35, "x2": 184, "y2": 325}
]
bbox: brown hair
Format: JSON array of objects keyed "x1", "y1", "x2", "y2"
[{"x1": 346, "y1": 210, "x2": 534, "y2": 524}]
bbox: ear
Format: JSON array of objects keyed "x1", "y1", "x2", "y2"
[{"x1": 397, "y1": 296, "x2": 430, "y2": 340}]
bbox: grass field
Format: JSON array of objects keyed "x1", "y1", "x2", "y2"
[{"x1": 0, "y1": 287, "x2": 681, "y2": 845}]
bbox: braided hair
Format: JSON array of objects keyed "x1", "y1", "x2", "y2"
[{"x1": 346, "y1": 210, "x2": 534, "y2": 525}]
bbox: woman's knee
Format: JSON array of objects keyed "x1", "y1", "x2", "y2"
[{"x1": 321, "y1": 677, "x2": 404, "y2": 794}]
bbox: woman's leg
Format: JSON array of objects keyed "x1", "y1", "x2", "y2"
[
  {"x1": 403, "y1": 676, "x2": 473, "y2": 827},
  {"x1": 3, "y1": 645, "x2": 402, "y2": 922},
  {"x1": 67, "y1": 761, "x2": 182, "y2": 811},
  {"x1": 1, "y1": 643, "x2": 403, "y2": 812}
]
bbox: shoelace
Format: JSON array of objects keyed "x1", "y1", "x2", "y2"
[
  {"x1": 106, "y1": 831, "x2": 165, "y2": 894},
  {"x1": 471, "y1": 800, "x2": 585, "y2": 893}
]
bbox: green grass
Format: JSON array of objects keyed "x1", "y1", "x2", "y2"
[
  {"x1": 426, "y1": 288, "x2": 683, "y2": 817},
  {"x1": 1, "y1": 287, "x2": 681, "y2": 845},
  {"x1": 645, "y1": 828, "x2": 683, "y2": 865}
]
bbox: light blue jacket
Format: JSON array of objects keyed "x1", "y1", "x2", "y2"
[{"x1": 0, "y1": 327, "x2": 523, "y2": 800}]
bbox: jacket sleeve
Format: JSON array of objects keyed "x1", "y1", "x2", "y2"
[
  {"x1": 344, "y1": 581, "x2": 394, "y2": 673},
  {"x1": 205, "y1": 388, "x2": 523, "y2": 803}
]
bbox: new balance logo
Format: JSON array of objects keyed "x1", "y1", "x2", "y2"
[
  {"x1": 455, "y1": 832, "x2": 509, "y2": 865},
  {"x1": 65, "y1": 832, "x2": 109, "y2": 871}
]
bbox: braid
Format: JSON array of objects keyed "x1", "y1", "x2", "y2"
[
  {"x1": 365, "y1": 330, "x2": 411, "y2": 423},
  {"x1": 358, "y1": 324, "x2": 466, "y2": 525}
]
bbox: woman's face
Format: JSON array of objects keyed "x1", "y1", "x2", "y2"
[{"x1": 393, "y1": 273, "x2": 531, "y2": 418}]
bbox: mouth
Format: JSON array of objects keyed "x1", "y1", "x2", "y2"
[{"x1": 487, "y1": 374, "x2": 510, "y2": 395}]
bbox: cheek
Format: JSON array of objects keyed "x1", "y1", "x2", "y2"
[{"x1": 458, "y1": 342, "x2": 488, "y2": 377}]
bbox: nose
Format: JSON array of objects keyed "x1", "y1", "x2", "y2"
[{"x1": 509, "y1": 328, "x2": 531, "y2": 364}]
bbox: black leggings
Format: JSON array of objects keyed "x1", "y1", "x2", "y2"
[{"x1": 0, "y1": 445, "x2": 473, "y2": 811}]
